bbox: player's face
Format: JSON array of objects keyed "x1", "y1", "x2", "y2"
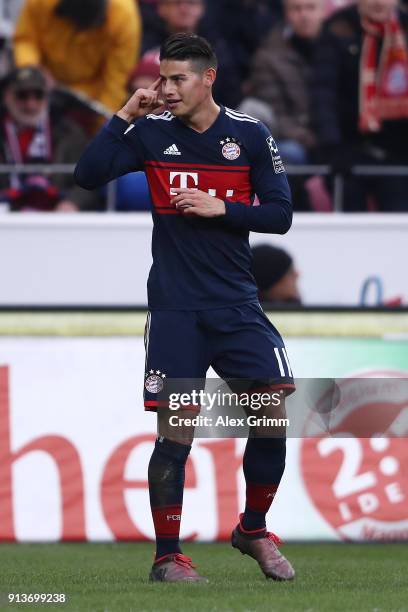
[
  {"x1": 159, "y1": 59, "x2": 215, "y2": 117},
  {"x1": 358, "y1": 0, "x2": 398, "y2": 22}
]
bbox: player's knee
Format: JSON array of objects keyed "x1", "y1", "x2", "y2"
[
  {"x1": 245, "y1": 390, "x2": 287, "y2": 438},
  {"x1": 157, "y1": 408, "x2": 196, "y2": 445}
]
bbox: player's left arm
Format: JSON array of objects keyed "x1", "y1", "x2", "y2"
[
  {"x1": 171, "y1": 122, "x2": 292, "y2": 233},
  {"x1": 222, "y1": 122, "x2": 292, "y2": 233}
]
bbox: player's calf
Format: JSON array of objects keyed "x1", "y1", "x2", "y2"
[{"x1": 148, "y1": 436, "x2": 191, "y2": 561}]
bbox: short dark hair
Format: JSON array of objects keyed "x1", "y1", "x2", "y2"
[{"x1": 160, "y1": 33, "x2": 218, "y2": 72}]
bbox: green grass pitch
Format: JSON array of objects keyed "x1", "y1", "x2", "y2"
[{"x1": 0, "y1": 542, "x2": 407, "y2": 612}]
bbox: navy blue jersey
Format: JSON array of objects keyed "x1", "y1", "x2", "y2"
[{"x1": 75, "y1": 105, "x2": 292, "y2": 310}]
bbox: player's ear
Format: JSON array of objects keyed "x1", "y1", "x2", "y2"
[{"x1": 203, "y1": 67, "x2": 216, "y2": 87}]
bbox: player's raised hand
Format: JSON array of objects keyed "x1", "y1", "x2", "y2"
[
  {"x1": 171, "y1": 189, "x2": 226, "y2": 217},
  {"x1": 117, "y1": 78, "x2": 164, "y2": 122}
]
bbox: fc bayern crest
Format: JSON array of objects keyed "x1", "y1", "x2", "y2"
[
  {"x1": 220, "y1": 137, "x2": 241, "y2": 160},
  {"x1": 145, "y1": 370, "x2": 166, "y2": 394}
]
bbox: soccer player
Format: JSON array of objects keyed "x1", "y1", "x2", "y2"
[{"x1": 75, "y1": 33, "x2": 295, "y2": 583}]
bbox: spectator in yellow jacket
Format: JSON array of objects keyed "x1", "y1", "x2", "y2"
[{"x1": 13, "y1": 0, "x2": 141, "y2": 114}]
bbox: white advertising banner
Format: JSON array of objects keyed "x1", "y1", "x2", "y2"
[
  {"x1": 1, "y1": 214, "x2": 408, "y2": 306},
  {"x1": 1, "y1": 333, "x2": 407, "y2": 542}
]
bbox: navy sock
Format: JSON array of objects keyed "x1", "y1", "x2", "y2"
[
  {"x1": 148, "y1": 436, "x2": 191, "y2": 560},
  {"x1": 241, "y1": 437, "x2": 286, "y2": 532}
]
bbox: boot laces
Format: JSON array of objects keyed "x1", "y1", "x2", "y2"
[
  {"x1": 266, "y1": 532, "x2": 283, "y2": 546},
  {"x1": 174, "y1": 553, "x2": 197, "y2": 568}
]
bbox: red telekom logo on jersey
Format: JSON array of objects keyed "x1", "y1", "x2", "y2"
[{"x1": 145, "y1": 161, "x2": 251, "y2": 214}]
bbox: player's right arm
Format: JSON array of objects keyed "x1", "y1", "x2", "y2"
[{"x1": 74, "y1": 79, "x2": 163, "y2": 190}]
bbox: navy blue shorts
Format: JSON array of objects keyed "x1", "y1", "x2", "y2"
[{"x1": 143, "y1": 302, "x2": 295, "y2": 411}]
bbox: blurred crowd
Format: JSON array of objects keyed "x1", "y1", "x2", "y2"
[{"x1": 0, "y1": 0, "x2": 408, "y2": 212}]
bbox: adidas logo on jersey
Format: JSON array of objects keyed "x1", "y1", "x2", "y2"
[{"x1": 163, "y1": 144, "x2": 181, "y2": 155}]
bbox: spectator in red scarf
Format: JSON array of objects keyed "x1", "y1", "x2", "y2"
[
  {"x1": 0, "y1": 66, "x2": 99, "y2": 211},
  {"x1": 312, "y1": 0, "x2": 408, "y2": 211}
]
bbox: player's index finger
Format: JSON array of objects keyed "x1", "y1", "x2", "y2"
[
  {"x1": 150, "y1": 77, "x2": 162, "y2": 91},
  {"x1": 172, "y1": 188, "x2": 199, "y2": 194}
]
